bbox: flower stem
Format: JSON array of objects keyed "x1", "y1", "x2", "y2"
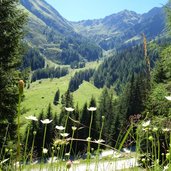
[
  {"x1": 24, "y1": 126, "x2": 30, "y2": 165},
  {"x1": 87, "y1": 111, "x2": 93, "y2": 169},
  {"x1": 95, "y1": 117, "x2": 105, "y2": 170},
  {"x1": 30, "y1": 131, "x2": 36, "y2": 164},
  {"x1": 69, "y1": 130, "x2": 75, "y2": 159},
  {"x1": 0, "y1": 123, "x2": 9, "y2": 159},
  {"x1": 42, "y1": 124, "x2": 47, "y2": 153},
  {"x1": 61, "y1": 111, "x2": 70, "y2": 160},
  {"x1": 17, "y1": 92, "x2": 21, "y2": 163}
]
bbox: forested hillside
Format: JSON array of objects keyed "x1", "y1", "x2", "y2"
[
  {"x1": 93, "y1": 41, "x2": 160, "y2": 92},
  {"x1": 20, "y1": 0, "x2": 102, "y2": 66}
]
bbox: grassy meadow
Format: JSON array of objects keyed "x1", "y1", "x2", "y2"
[{"x1": 20, "y1": 61, "x2": 103, "y2": 132}]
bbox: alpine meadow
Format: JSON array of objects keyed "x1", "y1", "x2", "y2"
[{"x1": 1, "y1": 0, "x2": 171, "y2": 171}]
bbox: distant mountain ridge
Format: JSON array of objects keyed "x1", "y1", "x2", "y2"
[
  {"x1": 72, "y1": 7, "x2": 166, "y2": 50},
  {"x1": 20, "y1": 0, "x2": 166, "y2": 66}
]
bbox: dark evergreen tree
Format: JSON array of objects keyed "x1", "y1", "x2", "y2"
[
  {"x1": 119, "y1": 73, "x2": 147, "y2": 124},
  {"x1": 88, "y1": 97, "x2": 99, "y2": 149},
  {"x1": 46, "y1": 104, "x2": 54, "y2": 150},
  {"x1": 59, "y1": 89, "x2": 74, "y2": 126},
  {"x1": 0, "y1": 0, "x2": 26, "y2": 148},
  {"x1": 35, "y1": 110, "x2": 44, "y2": 157},
  {"x1": 77, "y1": 103, "x2": 89, "y2": 153},
  {"x1": 53, "y1": 113, "x2": 58, "y2": 138},
  {"x1": 98, "y1": 88, "x2": 117, "y2": 145},
  {"x1": 53, "y1": 89, "x2": 60, "y2": 105}
]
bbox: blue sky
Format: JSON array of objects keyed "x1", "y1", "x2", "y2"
[{"x1": 45, "y1": 0, "x2": 168, "y2": 21}]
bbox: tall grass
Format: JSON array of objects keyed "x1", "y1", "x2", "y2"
[{"x1": 0, "y1": 82, "x2": 171, "y2": 171}]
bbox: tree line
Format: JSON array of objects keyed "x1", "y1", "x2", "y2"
[
  {"x1": 31, "y1": 67, "x2": 68, "y2": 82},
  {"x1": 68, "y1": 69, "x2": 95, "y2": 92}
]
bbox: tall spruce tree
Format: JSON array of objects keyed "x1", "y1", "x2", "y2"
[
  {"x1": 0, "y1": 0, "x2": 26, "y2": 147},
  {"x1": 59, "y1": 89, "x2": 74, "y2": 125},
  {"x1": 78, "y1": 102, "x2": 89, "y2": 153},
  {"x1": 46, "y1": 103, "x2": 54, "y2": 149},
  {"x1": 35, "y1": 110, "x2": 44, "y2": 157},
  {"x1": 53, "y1": 89, "x2": 60, "y2": 105},
  {"x1": 88, "y1": 97, "x2": 98, "y2": 149}
]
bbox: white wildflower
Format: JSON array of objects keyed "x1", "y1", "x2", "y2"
[
  {"x1": 65, "y1": 152, "x2": 70, "y2": 156},
  {"x1": 123, "y1": 148, "x2": 131, "y2": 153},
  {"x1": 25, "y1": 115, "x2": 38, "y2": 121},
  {"x1": 60, "y1": 133, "x2": 69, "y2": 137},
  {"x1": 72, "y1": 126, "x2": 77, "y2": 131},
  {"x1": 95, "y1": 139, "x2": 105, "y2": 144},
  {"x1": 164, "y1": 164, "x2": 169, "y2": 171},
  {"x1": 42, "y1": 148, "x2": 48, "y2": 154},
  {"x1": 165, "y1": 96, "x2": 171, "y2": 101},
  {"x1": 142, "y1": 120, "x2": 150, "y2": 127},
  {"x1": 0, "y1": 158, "x2": 9, "y2": 164},
  {"x1": 41, "y1": 119, "x2": 53, "y2": 124},
  {"x1": 56, "y1": 125, "x2": 65, "y2": 131},
  {"x1": 87, "y1": 107, "x2": 97, "y2": 111},
  {"x1": 65, "y1": 107, "x2": 74, "y2": 112},
  {"x1": 162, "y1": 128, "x2": 170, "y2": 132}
]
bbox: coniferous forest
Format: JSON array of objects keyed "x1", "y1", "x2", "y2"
[{"x1": 0, "y1": 0, "x2": 171, "y2": 170}]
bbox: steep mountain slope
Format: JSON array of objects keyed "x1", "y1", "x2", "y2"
[
  {"x1": 21, "y1": 0, "x2": 73, "y2": 34},
  {"x1": 72, "y1": 7, "x2": 166, "y2": 50},
  {"x1": 20, "y1": 0, "x2": 102, "y2": 66}
]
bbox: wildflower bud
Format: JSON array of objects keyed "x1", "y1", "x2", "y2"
[
  {"x1": 18, "y1": 80, "x2": 24, "y2": 95},
  {"x1": 141, "y1": 158, "x2": 145, "y2": 163},
  {"x1": 148, "y1": 136, "x2": 153, "y2": 141},
  {"x1": 33, "y1": 131, "x2": 37, "y2": 135},
  {"x1": 166, "y1": 153, "x2": 170, "y2": 159},
  {"x1": 102, "y1": 116, "x2": 105, "y2": 121},
  {"x1": 72, "y1": 126, "x2": 77, "y2": 131},
  {"x1": 86, "y1": 137, "x2": 91, "y2": 141},
  {"x1": 66, "y1": 160, "x2": 72, "y2": 169},
  {"x1": 42, "y1": 148, "x2": 48, "y2": 154},
  {"x1": 65, "y1": 152, "x2": 70, "y2": 156},
  {"x1": 152, "y1": 127, "x2": 158, "y2": 132}
]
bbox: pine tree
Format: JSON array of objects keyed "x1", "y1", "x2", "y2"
[
  {"x1": 59, "y1": 89, "x2": 74, "y2": 125},
  {"x1": 46, "y1": 104, "x2": 54, "y2": 149},
  {"x1": 35, "y1": 110, "x2": 44, "y2": 157},
  {"x1": 53, "y1": 113, "x2": 58, "y2": 138},
  {"x1": 0, "y1": 0, "x2": 26, "y2": 147},
  {"x1": 88, "y1": 97, "x2": 98, "y2": 149},
  {"x1": 98, "y1": 88, "x2": 116, "y2": 145},
  {"x1": 53, "y1": 89, "x2": 60, "y2": 105},
  {"x1": 77, "y1": 102, "x2": 89, "y2": 153}
]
